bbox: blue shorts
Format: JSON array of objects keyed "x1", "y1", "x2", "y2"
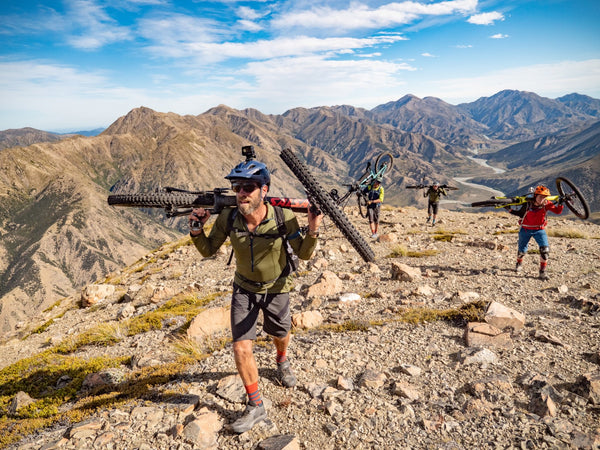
[
  {"x1": 518, "y1": 228, "x2": 549, "y2": 253},
  {"x1": 230, "y1": 283, "x2": 291, "y2": 341}
]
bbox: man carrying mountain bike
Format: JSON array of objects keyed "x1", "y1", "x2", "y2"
[
  {"x1": 505, "y1": 185, "x2": 564, "y2": 280},
  {"x1": 424, "y1": 182, "x2": 446, "y2": 226},
  {"x1": 188, "y1": 150, "x2": 322, "y2": 433},
  {"x1": 363, "y1": 177, "x2": 384, "y2": 239}
]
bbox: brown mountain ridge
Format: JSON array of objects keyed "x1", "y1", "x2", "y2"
[{"x1": 0, "y1": 90, "x2": 598, "y2": 337}]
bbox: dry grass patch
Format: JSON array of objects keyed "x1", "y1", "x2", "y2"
[
  {"x1": 547, "y1": 229, "x2": 587, "y2": 239},
  {"x1": 0, "y1": 357, "x2": 191, "y2": 448},
  {"x1": 493, "y1": 229, "x2": 519, "y2": 235},
  {"x1": 396, "y1": 301, "x2": 486, "y2": 324},
  {"x1": 387, "y1": 245, "x2": 439, "y2": 258}
]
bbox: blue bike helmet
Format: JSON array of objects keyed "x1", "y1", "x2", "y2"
[{"x1": 225, "y1": 159, "x2": 271, "y2": 187}]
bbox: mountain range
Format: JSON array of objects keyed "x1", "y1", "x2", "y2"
[{"x1": 0, "y1": 89, "x2": 598, "y2": 336}]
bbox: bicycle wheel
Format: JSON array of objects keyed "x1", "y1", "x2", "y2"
[
  {"x1": 374, "y1": 152, "x2": 394, "y2": 175},
  {"x1": 555, "y1": 177, "x2": 590, "y2": 219},
  {"x1": 357, "y1": 193, "x2": 368, "y2": 218},
  {"x1": 280, "y1": 148, "x2": 375, "y2": 262},
  {"x1": 108, "y1": 192, "x2": 235, "y2": 209},
  {"x1": 471, "y1": 198, "x2": 514, "y2": 208}
]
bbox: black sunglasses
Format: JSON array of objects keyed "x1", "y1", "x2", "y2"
[{"x1": 231, "y1": 182, "x2": 260, "y2": 193}]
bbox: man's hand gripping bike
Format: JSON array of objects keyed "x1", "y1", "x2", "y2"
[
  {"x1": 108, "y1": 148, "x2": 376, "y2": 262},
  {"x1": 328, "y1": 152, "x2": 394, "y2": 218},
  {"x1": 470, "y1": 177, "x2": 590, "y2": 220}
]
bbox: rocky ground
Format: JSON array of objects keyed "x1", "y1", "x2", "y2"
[{"x1": 1, "y1": 206, "x2": 599, "y2": 450}]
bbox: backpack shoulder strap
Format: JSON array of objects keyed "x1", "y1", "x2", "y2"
[
  {"x1": 225, "y1": 207, "x2": 238, "y2": 235},
  {"x1": 273, "y1": 205, "x2": 288, "y2": 238},
  {"x1": 225, "y1": 207, "x2": 238, "y2": 267}
]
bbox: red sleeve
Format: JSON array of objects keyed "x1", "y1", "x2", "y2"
[{"x1": 546, "y1": 202, "x2": 564, "y2": 215}]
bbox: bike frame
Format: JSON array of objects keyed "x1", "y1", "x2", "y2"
[
  {"x1": 487, "y1": 194, "x2": 560, "y2": 209},
  {"x1": 333, "y1": 155, "x2": 392, "y2": 206}
]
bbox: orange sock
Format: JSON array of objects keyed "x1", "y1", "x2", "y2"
[
  {"x1": 276, "y1": 350, "x2": 286, "y2": 364},
  {"x1": 245, "y1": 382, "x2": 262, "y2": 406}
]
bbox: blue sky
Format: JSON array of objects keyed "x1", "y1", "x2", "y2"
[{"x1": 1, "y1": 0, "x2": 599, "y2": 132}]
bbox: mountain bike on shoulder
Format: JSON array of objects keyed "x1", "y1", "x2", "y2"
[
  {"x1": 405, "y1": 182, "x2": 459, "y2": 191},
  {"x1": 328, "y1": 152, "x2": 394, "y2": 218},
  {"x1": 108, "y1": 147, "x2": 376, "y2": 262},
  {"x1": 470, "y1": 177, "x2": 589, "y2": 220}
]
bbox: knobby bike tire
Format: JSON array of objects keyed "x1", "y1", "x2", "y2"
[
  {"x1": 107, "y1": 192, "x2": 225, "y2": 208},
  {"x1": 108, "y1": 193, "x2": 312, "y2": 213},
  {"x1": 357, "y1": 193, "x2": 368, "y2": 219},
  {"x1": 470, "y1": 198, "x2": 514, "y2": 208},
  {"x1": 405, "y1": 185, "x2": 424, "y2": 189},
  {"x1": 280, "y1": 148, "x2": 375, "y2": 262},
  {"x1": 443, "y1": 186, "x2": 459, "y2": 191},
  {"x1": 374, "y1": 152, "x2": 394, "y2": 174},
  {"x1": 555, "y1": 177, "x2": 590, "y2": 220}
]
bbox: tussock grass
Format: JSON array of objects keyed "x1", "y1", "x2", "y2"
[
  {"x1": 396, "y1": 301, "x2": 486, "y2": 324},
  {"x1": 430, "y1": 228, "x2": 467, "y2": 242},
  {"x1": 493, "y1": 229, "x2": 518, "y2": 235},
  {"x1": 171, "y1": 336, "x2": 211, "y2": 361},
  {"x1": 387, "y1": 245, "x2": 439, "y2": 258},
  {"x1": 42, "y1": 299, "x2": 63, "y2": 313},
  {"x1": 431, "y1": 228, "x2": 467, "y2": 236},
  {"x1": 548, "y1": 229, "x2": 587, "y2": 239},
  {"x1": 323, "y1": 320, "x2": 374, "y2": 332},
  {"x1": 0, "y1": 358, "x2": 189, "y2": 448},
  {"x1": 0, "y1": 291, "x2": 221, "y2": 446},
  {"x1": 53, "y1": 292, "x2": 221, "y2": 354}
]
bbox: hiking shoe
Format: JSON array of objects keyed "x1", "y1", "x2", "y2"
[
  {"x1": 231, "y1": 403, "x2": 267, "y2": 434},
  {"x1": 371, "y1": 233, "x2": 379, "y2": 239},
  {"x1": 515, "y1": 262, "x2": 523, "y2": 273},
  {"x1": 539, "y1": 270, "x2": 549, "y2": 280},
  {"x1": 426, "y1": 217, "x2": 431, "y2": 223},
  {"x1": 276, "y1": 360, "x2": 297, "y2": 387}
]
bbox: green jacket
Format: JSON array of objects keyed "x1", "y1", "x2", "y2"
[
  {"x1": 191, "y1": 203, "x2": 318, "y2": 293},
  {"x1": 425, "y1": 187, "x2": 446, "y2": 203}
]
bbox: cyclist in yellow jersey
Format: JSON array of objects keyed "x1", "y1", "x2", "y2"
[{"x1": 363, "y1": 177, "x2": 384, "y2": 239}]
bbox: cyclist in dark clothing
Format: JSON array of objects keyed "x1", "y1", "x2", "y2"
[
  {"x1": 363, "y1": 177, "x2": 384, "y2": 239},
  {"x1": 424, "y1": 182, "x2": 446, "y2": 226},
  {"x1": 189, "y1": 151, "x2": 322, "y2": 433},
  {"x1": 505, "y1": 185, "x2": 564, "y2": 280}
]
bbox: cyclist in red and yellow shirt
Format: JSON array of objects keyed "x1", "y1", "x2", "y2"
[{"x1": 506, "y1": 185, "x2": 564, "y2": 280}]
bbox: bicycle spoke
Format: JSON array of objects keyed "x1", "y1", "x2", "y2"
[{"x1": 555, "y1": 177, "x2": 590, "y2": 220}]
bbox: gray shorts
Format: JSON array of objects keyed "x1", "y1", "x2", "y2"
[
  {"x1": 367, "y1": 205, "x2": 380, "y2": 224},
  {"x1": 230, "y1": 283, "x2": 291, "y2": 342}
]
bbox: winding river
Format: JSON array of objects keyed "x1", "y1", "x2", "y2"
[{"x1": 441, "y1": 155, "x2": 506, "y2": 205}]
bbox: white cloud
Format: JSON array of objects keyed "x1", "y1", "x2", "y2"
[
  {"x1": 272, "y1": 0, "x2": 478, "y2": 31},
  {"x1": 65, "y1": 0, "x2": 132, "y2": 49},
  {"x1": 235, "y1": 55, "x2": 416, "y2": 110},
  {"x1": 427, "y1": 59, "x2": 600, "y2": 103},
  {"x1": 467, "y1": 11, "x2": 504, "y2": 25},
  {"x1": 147, "y1": 33, "x2": 407, "y2": 63},
  {"x1": 455, "y1": 44, "x2": 473, "y2": 48},
  {"x1": 421, "y1": 52, "x2": 436, "y2": 57},
  {"x1": 0, "y1": 61, "x2": 149, "y2": 129},
  {"x1": 237, "y1": 20, "x2": 264, "y2": 32},
  {"x1": 490, "y1": 33, "x2": 508, "y2": 39},
  {"x1": 236, "y1": 6, "x2": 263, "y2": 21}
]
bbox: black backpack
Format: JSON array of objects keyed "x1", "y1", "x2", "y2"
[{"x1": 225, "y1": 205, "x2": 299, "y2": 275}]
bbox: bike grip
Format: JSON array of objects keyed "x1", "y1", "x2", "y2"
[{"x1": 309, "y1": 204, "x2": 322, "y2": 216}]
